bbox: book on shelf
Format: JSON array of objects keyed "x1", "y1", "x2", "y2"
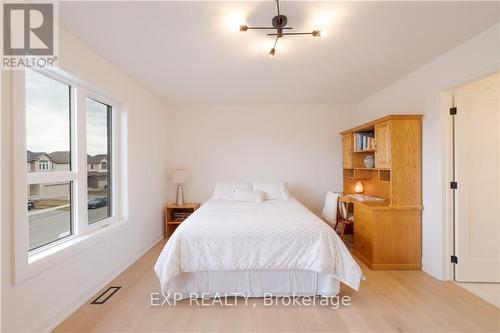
[
  {"x1": 354, "y1": 132, "x2": 375, "y2": 151},
  {"x1": 172, "y1": 212, "x2": 192, "y2": 220}
]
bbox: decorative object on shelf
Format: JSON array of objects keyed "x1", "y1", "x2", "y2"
[
  {"x1": 363, "y1": 155, "x2": 375, "y2": 168},
  {"x1": 239, "y1": 0, "x2": 322, "y2": 57},
  {"x1": 354, "y1": 181, "x2": 364, "y2": 194},
  {"x1": 171, "y1": 169, "x2": 189, "y2": 206}
]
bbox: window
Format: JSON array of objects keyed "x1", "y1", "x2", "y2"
[
  {"x1": 38, "y1": 160, "x2": 49, "y2": 171},
  {"x1": 13, "y1": 68, "x2": 123, "y2": 282},
  {"x1": 26, "y1": 70, "x2": 73, "y2": 249},
  {"x1": 86, "y1": 98, "x2": 112, "y2": 224},
  {"x1": 18, "y1": 69, "x2": 119, "y2": 257}
]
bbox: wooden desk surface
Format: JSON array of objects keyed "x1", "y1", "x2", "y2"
[
  {"x1": 340, "y1": 195, "x2": 423, "y2": 211},
  {"x1": 340, "y1": 194, "x2": 390, "y2": 209},
  {"x1": 166, "y1": 202, "x2": 200, "y2": 209},
  {"x1": 355, "y1": 200, "x2": 391, "y2": 209}
]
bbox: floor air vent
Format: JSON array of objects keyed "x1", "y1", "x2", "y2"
[{"x1": 91, "y1": 286, "x2": 121, "y2": 304}]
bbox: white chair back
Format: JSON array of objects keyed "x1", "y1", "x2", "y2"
[
  {"x1": 321, "y1": 191, "x2": 340, "y2": 225},
  {"x1": 339, "y1": 201, "x2": 348, "y2": 219}
]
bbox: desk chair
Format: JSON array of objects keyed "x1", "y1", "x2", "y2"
[
  {"x1": 337, "y1": 196, "x2": 354, "y2": 239},
  {"x1": 321, "y1": 192, "x2": 354, "y2": 239}
]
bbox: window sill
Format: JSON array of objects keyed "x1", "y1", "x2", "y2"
[{"x1": 15, "y1": 219, "x2": 129, "y2": 284}]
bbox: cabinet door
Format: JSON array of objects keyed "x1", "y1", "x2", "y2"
[
  {"x1": 375, "y1": 121, "x2": 392, "y2": 168},
  {"x1": 342, "y1": 134, "x2": 352, "y2": 168}
]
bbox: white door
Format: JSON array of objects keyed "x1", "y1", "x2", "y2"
[{"x1": 455, "y1": 73, "x2": 500, "y2": 282}]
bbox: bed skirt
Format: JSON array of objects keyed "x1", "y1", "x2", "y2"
[{"x1": 163, "y1": 269, "x2": 340, "y2": 299}]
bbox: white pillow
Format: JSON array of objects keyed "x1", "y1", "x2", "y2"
[
  {"x1": 252, "y1": 181, "x2": 290, "y2": 200},
  {"x1": 231, "y1": 189, "x2": 264, "y2": 202},
  {"x1": 212, "y1": 182, "x2": 251, "y2": 200}
]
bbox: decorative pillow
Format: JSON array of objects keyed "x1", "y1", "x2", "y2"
[
  {"x1": 252, "y1": 181, "x2": 290, "y2": 200},
  {"x1": 212, "y1": 182, "x2": 252, "y2": 200},
  {"x1": 231, "y1": 189, "x2": 264, "y2": 202}
]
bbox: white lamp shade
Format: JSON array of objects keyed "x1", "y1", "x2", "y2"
[
  {"x1": 354, "y1": 181, "x2": 364, "y2": 194},
  {"x1": 171, "y1": 169, "x2": 189, "y2": 184}
]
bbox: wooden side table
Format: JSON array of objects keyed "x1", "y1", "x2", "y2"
[{"x1": 165, "y1": 202, "x2": 200, "y2": 238}]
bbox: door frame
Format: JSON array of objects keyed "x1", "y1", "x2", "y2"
[{"x1": 440, "y1": 90, "x2": 455, "y2": 282}]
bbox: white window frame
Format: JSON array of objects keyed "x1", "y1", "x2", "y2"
[
  {"x1": 12, "y1": 68, "x2": 126, "y2": 283},
  {"x1": 38, "y1": 160, "x2": 49, "y2": 171}
]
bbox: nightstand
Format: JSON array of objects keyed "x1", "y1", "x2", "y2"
[{"x1": 165, "y1": 203, "x2": 200, "y2": 238}]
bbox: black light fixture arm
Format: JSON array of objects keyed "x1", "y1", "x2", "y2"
[
  {"x1": 244, "y1": 26, "x2": 293, "y2": 30},
  {"x1": 269, "y1": 35, "x2": 279, "y2": 57},
  {"x1": 267, "y1": 31, "x2": 315, "y2": 36}
]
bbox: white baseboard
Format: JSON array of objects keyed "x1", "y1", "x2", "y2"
[{"x1": 39, "y1": 235, "x2": 164, "y2": 333}]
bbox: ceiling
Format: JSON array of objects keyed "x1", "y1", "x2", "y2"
[{"x1": 60, "y1": 1, "x2": 500, "y2": 104}]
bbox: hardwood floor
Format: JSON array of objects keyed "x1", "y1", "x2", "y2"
[{"x1": 54, "y1": 240, "x2": 500, "y2": 332}]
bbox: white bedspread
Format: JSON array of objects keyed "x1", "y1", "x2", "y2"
[{"x1": 154, "y1": 198, "x2": 362, "y2": 293}]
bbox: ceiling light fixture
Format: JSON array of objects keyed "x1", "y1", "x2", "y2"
[{"x1": 240, "y1": 0, "x2": 321, "y2": 57}]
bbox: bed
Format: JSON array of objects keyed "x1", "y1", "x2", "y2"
[{"x1": 154, "y1": 194, "x2": 362, "y2": 299}]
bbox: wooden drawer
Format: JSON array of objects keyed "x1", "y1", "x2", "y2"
[
  {"x1": 354, "y1": 204, "x2": 372, "y2": 239},
  {"x1": 355, "y1": 203, "x2": 372, "y2": 219},
  {"x1": 354, "y1": 233, "x2": 372, "y2": 261}
]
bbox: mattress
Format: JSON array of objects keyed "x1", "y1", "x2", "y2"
[{"x1": 155, "y1": 198, "x2": 362, "y2": 295}]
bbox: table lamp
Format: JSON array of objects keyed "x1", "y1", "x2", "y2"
[
  {"x1": 354, "y1": 181, "x2": 364, "y2": 194},
  {"x1": 172, "y1": 169, "x2": 189, "y2": 205}
]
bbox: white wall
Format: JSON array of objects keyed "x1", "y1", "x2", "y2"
[
  {"x1": 168, "y1": 104, "x2": 357, "y2": 214},
  {"x1": 356, "y1": 23, "x2": 500, "y2": 280},
  {"x1": 1, "y1": 28, "x2": 170, "y2": 332}
]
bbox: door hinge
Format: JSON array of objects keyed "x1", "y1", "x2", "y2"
[
  {"x1": 451, "y1": 255, "x2": 458, "y2": 264},
  {"x1": 450, "y1": 107, "x2": 457, "y2": 115},
  {"x1": 450, "y1": 181, "x2": 458, "y2": 189}
]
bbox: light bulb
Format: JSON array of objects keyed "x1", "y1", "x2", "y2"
[
  {"x1": 312, "y1": 30, "x2": 321, "y2": 37},
  {"x1": 224, "y1": 12, "x2": 247, "y2": 33},
  {"x1": 269, "y1": 48, "x2": 276, "y2": 57}
]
